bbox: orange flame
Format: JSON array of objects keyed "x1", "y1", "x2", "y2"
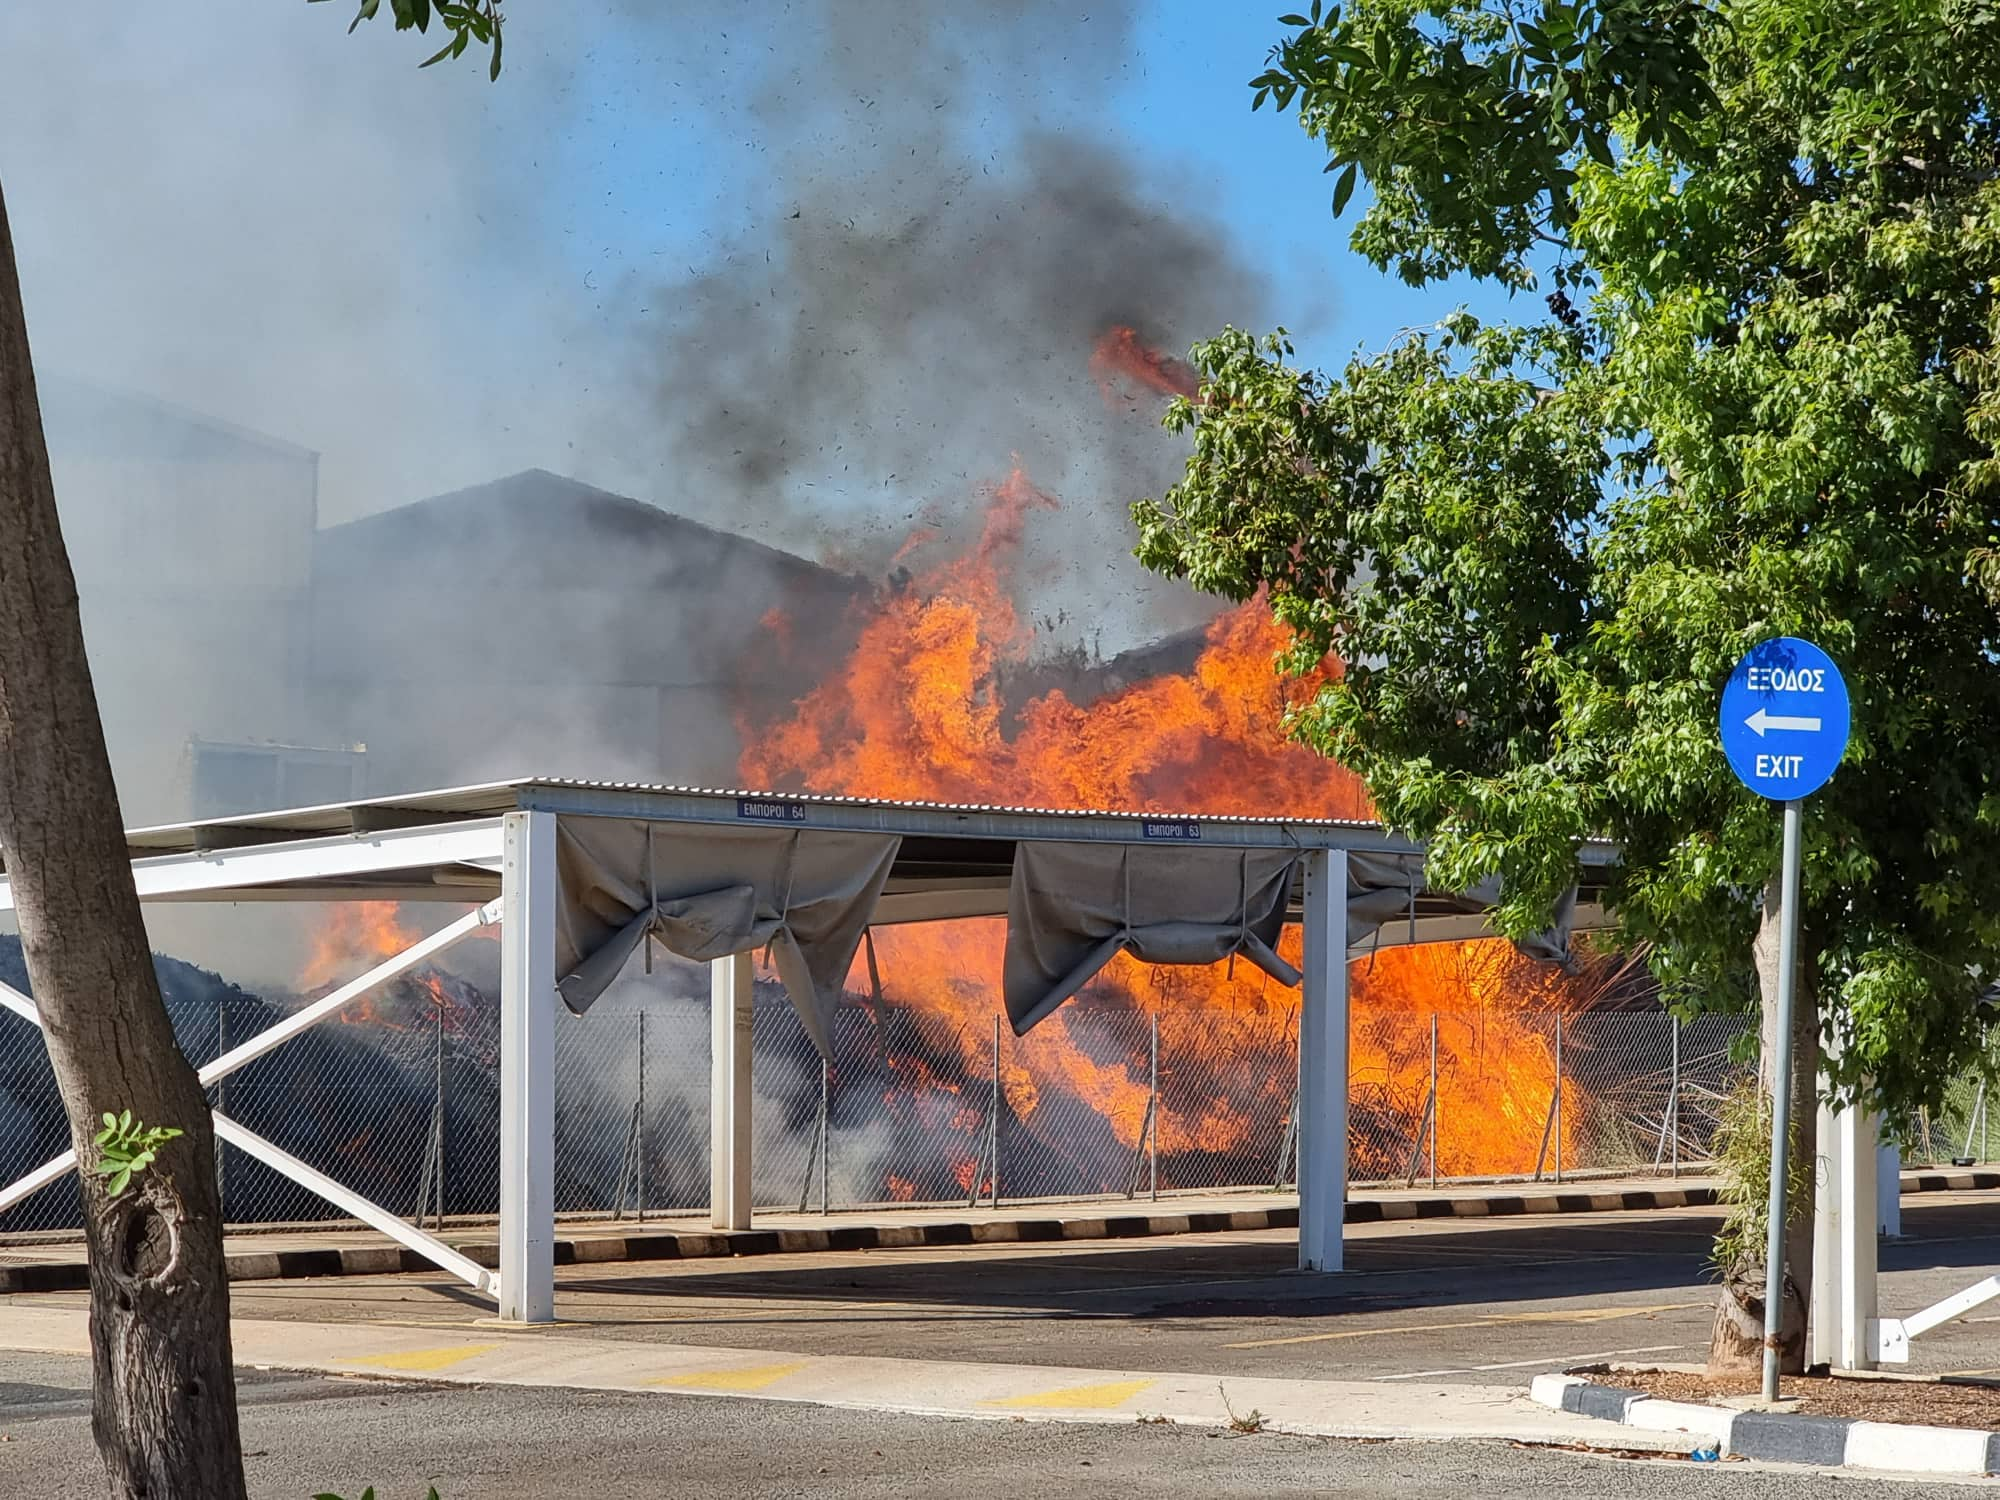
[
  {"x1": 301, "y1": 902, "x2": 419, "y2": 991},
  {"x1": 1090, "y1": 325, "x2": 1200, "y2": 405},
  {"x1": 740, "y1": 451, "x2": 1589, "y2": 1183},
  {"x1": 300, "y1": 900, "x2": 458, "y2": 1031}
]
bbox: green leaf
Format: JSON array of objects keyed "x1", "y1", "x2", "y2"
[{"x1": 1331, "y1": 161, "x2": 1359, "y2": 216}]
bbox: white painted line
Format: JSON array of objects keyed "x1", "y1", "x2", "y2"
[{"x1": 1378, "y1": 1343, "x2": 1688, "y2": 1381}]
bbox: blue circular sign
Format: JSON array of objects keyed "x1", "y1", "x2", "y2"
[{"x1": 1720, "y1": 637, "x2": 1851, "y2": 801}]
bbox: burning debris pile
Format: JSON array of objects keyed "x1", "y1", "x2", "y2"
[{"x1": 0, "y1": 922, "x2": 516, "y2": 1236}]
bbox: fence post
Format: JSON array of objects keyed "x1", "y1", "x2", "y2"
[
  {"x1": 818, "y1": 1055, "x2": 830, "y2": 1214},
  {"x1": 1150, "y1": 1014, "x2": 1160, "y2": 1202},
  {"x1": 1428, "y1": 1012, "x2": 1438, "y2": 1190},
  {"x1": 214, "y1": 997, "x2": 226, "y2": 1220},
  {"x1": 1554, "y1": 1013, "x2": 1564, "y2": 1184},
  {"x1": 435, "y1": 995, "x2": 447, "y2": 1223},
  {"x1": 988, "y1": 1013, "x2": 1001, "y2": 1209},
  {"x1": 1272, "y1": 1099, "x2": 1298, "y2": 1192},
  {"x1": 1671, "y1": 1015, "x2": 1681, "y2": 1179},
  {"x1": 637, "y1": 1011, "x2": 647, "y2": 1222}
]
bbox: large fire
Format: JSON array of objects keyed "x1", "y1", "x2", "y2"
[
  {"x1": 737, "y1": 328, "x2": 1592, "y2": 1189},
  {"x1": 300, "y1": 326, "x2": 1595, "y2": 1199}
]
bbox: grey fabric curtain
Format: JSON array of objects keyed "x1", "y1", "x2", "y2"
[
  {"x1": 1346, "y1": 850, "x2": 1578, "y2": 969},
  {"x1": 1346, "y1": 850, "x2": 1428, "y2": 946},
  {"x1": 1002, "y1": 842, "x2": 1303, "y2": 1035},
  {"x1": 552, "y1": 816, "x2": 901, "y2": 1055}
]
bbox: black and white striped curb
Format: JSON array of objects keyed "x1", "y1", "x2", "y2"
[
  {"x1": 0, "y1": 1183, "x2": 1720, "y2": 1293},
  {"x1": 1531, "y1": 1372, "x2": 2000, "y2": 1477}
]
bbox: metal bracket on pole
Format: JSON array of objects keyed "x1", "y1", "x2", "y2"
[{"x1": 1870, "y1": 1274, "x2": 2000, "y2": 1364}]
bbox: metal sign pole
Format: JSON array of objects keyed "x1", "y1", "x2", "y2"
[
  {"x1": 1719, "y1": 636, "x2": 1850, "y2": 1404},
  {"x1": 1761, "y1": 797, "x2": 1804, "y2": 1402}
]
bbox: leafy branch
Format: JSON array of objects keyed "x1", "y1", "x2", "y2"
[
  {"x1": 92, "y1": 1111, "x2": 183, "y2": 1198},
  {"x1": 309, "y1": 0, "x2": 505, "y2": 80}
]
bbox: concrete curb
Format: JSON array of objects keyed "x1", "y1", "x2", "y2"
[
  {"x1": 0, "y1": 1184, "x2": 1723, "y2": 1294},
  {"x1": 1529, "y1": 1372, "x2": 2000, "y2": 1477}
]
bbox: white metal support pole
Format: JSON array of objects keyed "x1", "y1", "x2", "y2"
[
  {"x1": 1878, "y1": 1140, "x2": 1901, "y2": 1237},
  {"x1": 1812, "y1": 1090, "x2": 1840, "y2": 1372},
  {"x1": 710, "y1": 950, "x2": 754, "y2": 1231},
  {"x1": 498, "y1": 810, "x2": 557, "y2": 1324},
  {"x1": 1811, "y1": 1023, "x2": 1883, "y2": 1373},
  {"x1": 1835, "y1": 1101, "x2": 1879, "y2": 1369},
  {"x1": 1298, "y1": 847, "x2": 1349, "y2": 1273}
]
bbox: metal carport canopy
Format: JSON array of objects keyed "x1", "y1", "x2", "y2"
[
  {"x1": 0, "y1": 777, "x2": 1615, "y2": 1325},
  {"x1": 0, "y1": 776, "x2": 1615, "y2": 935}
]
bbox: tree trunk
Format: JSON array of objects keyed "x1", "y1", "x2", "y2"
[
  {"x1": 0, "y1": 178, "x2": 246, "y2": 1497},
  {"x1": 1707, "y1": 874, "x2": 1819, "y2": 1377}
]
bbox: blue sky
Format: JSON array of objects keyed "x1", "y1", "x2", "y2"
[
  {"x1": 521, "y1": 2, "x2": 1520, "y2": 392},
  {"x1": 1115, "y1": 3, "x2": 1515, "y2": 366}
]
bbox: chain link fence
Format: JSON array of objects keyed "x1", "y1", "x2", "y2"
[
  {"x1": 1898, "y1": 1026, "x2": 2000, "y2": 1167},
  {"x1": 2, "y1": 961, "x2": 1772, "y2": 1239}
]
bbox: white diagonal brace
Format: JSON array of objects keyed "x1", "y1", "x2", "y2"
[
  {"x1": 1901, "y1": 1272, "x2": 2000, "y2": 1341},
  {"x1": 199, "y1": 898, "x2": 501, "y2": 1085},
  {"x1": 0, "y1": 899, "x2": 501, "y2": 1216},
  {"x1": 210, "y1": 1113, "x2": 497, "y2": 1297},
  {"x1": 0, "y1": 1150, "x2": 78, "y2": 1215}
]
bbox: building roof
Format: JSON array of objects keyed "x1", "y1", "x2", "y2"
[{"x1": 316, "y1": 470, "x2": 861, "y2": 590}]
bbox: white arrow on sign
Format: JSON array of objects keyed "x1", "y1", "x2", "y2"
[{"x1": 1746, "y1": 707, "x2": 1822, "y2": 737}]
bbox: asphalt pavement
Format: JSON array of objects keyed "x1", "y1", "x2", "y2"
[
  {"x1": 0, "y1": 1349, "x2": 1991, "y2": 1499},
  {"x1": 195, "y1": 1192, "x2": 2000, "y2": 1383},
  {"x1": 7, "y1": 1192, "x2": 2000, "y2": 1495}
]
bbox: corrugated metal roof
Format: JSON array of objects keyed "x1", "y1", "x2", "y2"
[
  {"x1": 0, "y1": 777, "x2": 1611, "y2": 929},
  {"x1": 116, "y1": 775, "x2": 1394, "y2": 860}
]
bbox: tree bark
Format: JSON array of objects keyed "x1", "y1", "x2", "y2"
[
  {"x1": 0, "y1": 179, "x2": 246, "y2": 1496},
  {"x1": 1707, "y1": 874, "x2": 1819, "y2": 1377}
]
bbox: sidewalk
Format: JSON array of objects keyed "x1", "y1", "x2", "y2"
[
  {"x1": 0, "y1": 1301, "x2": 1694, "y2": 1453},
  {"x1": 0, "y1": 1175, "x2": 1724, "y2": 1292}
]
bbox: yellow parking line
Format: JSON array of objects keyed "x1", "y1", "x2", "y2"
[
  {"x1": 647, "y1": 1361, "x2": 808, "y2": 1392},
  {"x1": 346, "y1": 1343, "x2": 500, "y2": 1372},
  {"x1": 987, "y1": 1378, "x2": 1156, "y2": 1410},
  {"x1": 1225, "y1": 1301, "x2": 1704, "y2": 1349}
]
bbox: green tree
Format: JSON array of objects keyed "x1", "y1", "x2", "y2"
[
  {"x1": 0, "y1": 10, "x2": 500, "y2": 1495},
  {"x1": 1136, "y1": 0, "x2": 2000, "y2": 1372}
]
